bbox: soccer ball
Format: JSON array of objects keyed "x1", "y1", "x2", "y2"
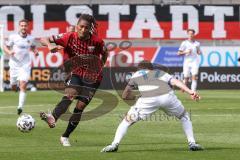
[{"x1": 16, "y1": 114, "x2": 35, "y2": 133}]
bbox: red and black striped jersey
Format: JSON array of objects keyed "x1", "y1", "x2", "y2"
[{"x1": 52, "y1": 32, "x2": 105, "y2": 82}]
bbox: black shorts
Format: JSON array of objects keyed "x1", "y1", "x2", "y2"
[{"x1": 65, "y1": 74, "x2": 101, "y2": 105}]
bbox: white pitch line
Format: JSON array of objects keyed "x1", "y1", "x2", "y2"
[
  {"x1": 0, "y1": 111, "x2": 48, "y2": 115},
  {"x1": 0, "y1": 104, "x2": 52, "y2": 109},
  {"x1": 0, "y1": 112, "x2": 240, "y2": 117},
  {"x1": 0, "y1": 112, "x2": 16, "y2": 115}
]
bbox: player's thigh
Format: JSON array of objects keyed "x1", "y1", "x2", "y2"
[
  {"x1": 161, "y1": 93, "x2": 185, "y2": 118},
  {"x1": 183, "y1": 62, "x2": 191, "y2": 78},
  {"x1": 18, "y1": 67, "x2": 31, "y2": 82},
  {"x1": 75, "y1": 80, "x2": 100, "y2": 105},
  {"x1": 190, "y1": 62, "x2": 199, "y2": 77},
  {"x1": 65, "y1": 74, "x2": 100, "y2": 105},
  {"x1": 10, "y1": 76, "x2": 18, "y2": 86},
  {"x1": 127, "y1": 98, "x2": 159, "y2": 122},
  {"x1": 9, "y1": 68, "x2": 18, "y2": 85},
  {"x1": 65, "y1": 75, "x2": 82, "y2": 98}
]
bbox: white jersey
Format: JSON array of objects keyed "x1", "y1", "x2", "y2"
[
  {"x1": 178, "y1": 40, "x2": 201, "y2": 63},
  {"x1": 127, "y1": 69, "x2": 185, "y2": 120},
  {"x1": 128, "y1": 69, "x2": 173, "y2": 98},
  {"x1": 5, "y1": 33, "x2": 36, "y2": 68}
]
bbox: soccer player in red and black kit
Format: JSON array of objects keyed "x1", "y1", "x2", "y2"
[{"x1": 40, "y1": 14, "x2": 108, "y2": 146}]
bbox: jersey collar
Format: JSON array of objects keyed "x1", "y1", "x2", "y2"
[{"x1": 18, "y1": 32, "x2": 28, "y2": 38}]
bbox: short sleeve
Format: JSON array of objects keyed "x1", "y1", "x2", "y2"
[
  {"x1": 52, "y1": 33, "x2": 71, "y2": 47},
  {"x1": 178, "y1": 41, "x2": 186, "y2": 51},
  {"x1": 197, "y1": 42, "x2": 201, "y2": 47},
  {"x1": 5, "y1": 35, "x2": 14, "y2": 47},
  {"x1": 160, "y1": 72, "x2": 173, "y2": 83}
]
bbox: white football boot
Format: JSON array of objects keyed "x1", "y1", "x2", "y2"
[
  {"x1": 189, "y1": 142, "x2": 204, "y2": 151},
  {"x1": 101, "y1": 143, "x2": 119, "y2": 152},
  {"x1": 60, "y1": 136, "x2": 71, "y2": 147}
]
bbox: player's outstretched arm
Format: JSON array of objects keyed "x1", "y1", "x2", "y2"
[
  {"x1": 3, "y1": 45, "x2": 14, "y2": 56},
  {"x1": 170, "y1": 78, "x2": 200, "y2": 101},
  {"x1": 196, "y1": 46, "x2": 202, "y2": 55},
  {"x1": 40, "y1": 37, "x2": 63, "y2": 53},
  {"x1": 102, "y1": 48, "x2": 108, "y2": 65},
  {"x1": 177, "y1": 50, "x2": 185, "y2": 55},
  {"x1": 177, "y1": 49, "x2": 191, "y2": 56},
  {"x1": 30, "y1": 46, "x2": 39, "y2": 56},
  {"x1": 122, "y1": 85, "x2": 136, "y2": 100},
  {"x1": 40, "y1": 37, "x2": 53, "y2": 46}
]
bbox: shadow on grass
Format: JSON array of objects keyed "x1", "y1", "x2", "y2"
[
  {"x1": 119, "y1": 146, "x2": 240, "y2": 153},
  {"x1": 72, "y1": 141, "x2": 185, "y2": 147},
  {"x1": 121, "y1": 142, "x2": 185, "y2": 145},
  {"x1": 205, "y1": 147, "x2": 240, "y2": 151},
  {"x1": 118, "y1": 147, "x2": 187, "y2": 153}
]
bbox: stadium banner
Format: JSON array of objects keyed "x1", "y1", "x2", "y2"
[
  {"x1": 2, "y1": 67, "x2": 240, "y2": 90},
  {"x1": 0, "y1": 4, "x2": 240, "y2": 39},
  {"x1": 152, "y1": 46, "x2": 240, "y2": 67},
  {"x1": 30, "y1": 46, "x2": 240, "y2": 68},
  {"x1": 106, "y1": 67, "x2": 240, "y2": 90}
]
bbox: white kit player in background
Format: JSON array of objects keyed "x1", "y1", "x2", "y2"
[
  {"x1": 3, "y1": 19, "x2": 38, "y2": 115},
  {"x1": 177, "y1": 29, "x2": 202, "y2": 92},
  {"x1": 101, "y1": 60, "x2": 203, "y2": 152}
]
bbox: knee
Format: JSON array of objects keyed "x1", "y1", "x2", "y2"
[
  {"x1": 19, "y1": 81, "x2": 27, "y2": 90},
  {"x1": 11, "y1": 84, "x2": 18, "y2": 91},
  {"x1": 192, "y1": 76, "x2": 198, "y2": 80},
  {"x1": 65, "y1": 87, "x2": 78, "y2": 99},
  {"x1": 75, "y1": 101, "x2": 86, "y2": 111},
  {"x1": 125, "y1": 114, "x2": 139, "y2": 125},
  {"x1": 71, "y1": 121, "x2": 79, "y2": 126},
  {"x1": 62, "y1": 96, "x2": 73, "y2": 104},
  {"x1": 183, "y1": 77, "x2": 189, "y2": 83},
  {"x1": 179, "y1": 111, "x2": 191, "y2": 121}
]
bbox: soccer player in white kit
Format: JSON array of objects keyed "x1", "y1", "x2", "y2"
[
  {"x1": 177, "y1": 29, "x2": 201, "y2": 91},
  {"x1": 3, "y1": 19, "x2": 38, "y2": 115},
  {"x1": 101, "y1": 60, "x2": 203, "y2": 152}
]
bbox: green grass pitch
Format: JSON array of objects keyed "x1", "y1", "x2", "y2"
[{"x1": 0, "y1": 90, "x2": 240, "y2": 160}]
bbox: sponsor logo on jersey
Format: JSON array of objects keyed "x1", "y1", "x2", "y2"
[
  {"x1": 55, "y1": 33, "x2": 64, "y2": 39},
  {"x1": 88, "y1": 46, "x2": 95, "y2": 52}
]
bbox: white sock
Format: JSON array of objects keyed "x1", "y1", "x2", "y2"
[
  {"x1": 18, "y1": 91, "x2": 26, "y2": 109},
  {"x1": 112, "y1": 119, "x2": 132, "y2": 145},
  {"x1": 180, "y1": 112, "x2": 196, "y2": 144},
  {"x1": 191, "y1": 79, "x2": 197, "y2": 91}
]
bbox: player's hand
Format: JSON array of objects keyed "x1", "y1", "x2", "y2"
[
  {"x1": 9, "y1": 51, "x2": 15, "y2": 56},
  {"x1": 33, "y1": 50, "x2": 39, "y2": 56},
  {"x1": 135, "y1": 94, "x2": 142, "y2": 99},
  {"x1": 48, "y1": 45, "x2": 64, "y2": 53},
  {"x1": 185, "y1": 49, "x2": 192, "y2": 55},
  {"x1": 190, "y1": 91, "x2": 201, "y2": 101}
]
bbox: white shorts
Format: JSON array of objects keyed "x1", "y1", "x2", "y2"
[
  {"x1": 10, "y1": 66, "x2": 31, "y2": 85},
  {"x1": 127, "y1": 91, "x2": 185, "y2": 122},
  {"x1": 183, "y1": 60, "x2": 199, "y2": 77}
]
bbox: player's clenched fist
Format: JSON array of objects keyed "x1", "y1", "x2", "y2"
[
  {"x1": 190, "y1": 92, "x2": 201, "y2": 101},
  {"x1": 48, "y1": 45, "x2": 63, "y2": 53}
]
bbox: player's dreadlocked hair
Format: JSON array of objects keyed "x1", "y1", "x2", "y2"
[
  {"x1": 138, "y1": 60, "x2": 154, "y2": 70},
  {"x1": 78, "y1": 14, "x2": 98, "y2": 35}
]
